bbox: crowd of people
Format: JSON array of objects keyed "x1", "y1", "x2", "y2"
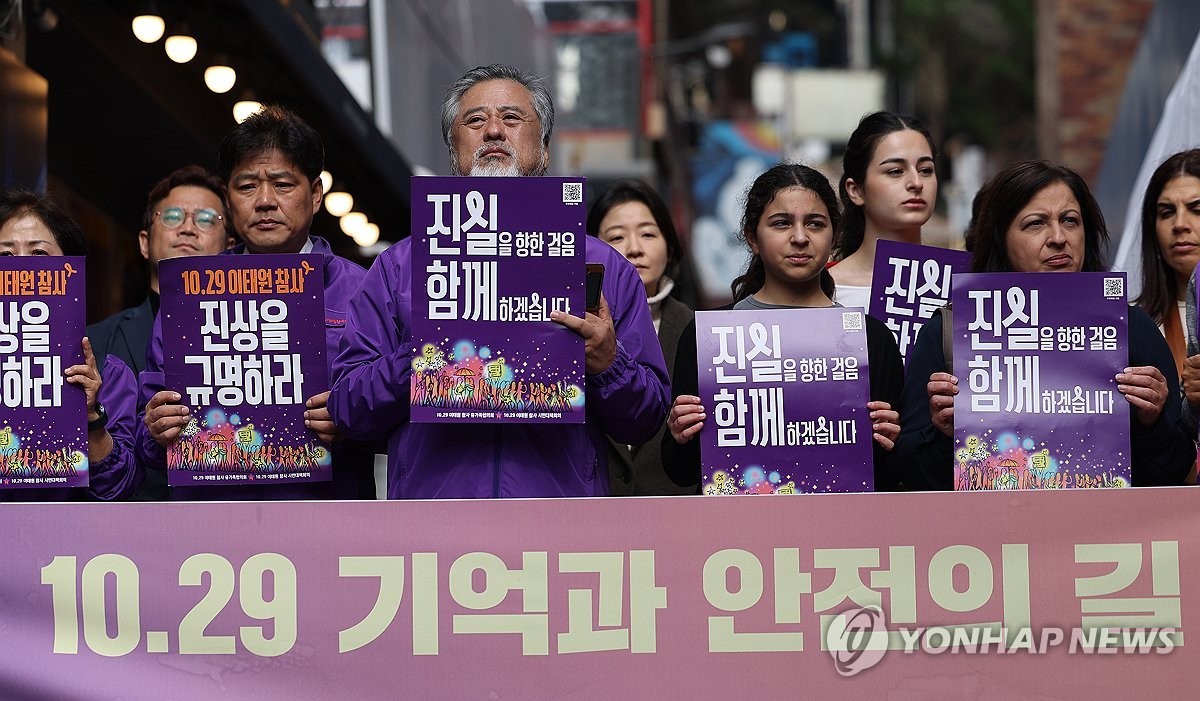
[{"x1": 3, "y1": 62, "x2": 1198, "y2": 502}]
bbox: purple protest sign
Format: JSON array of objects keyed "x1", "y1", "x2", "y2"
[
  {"x1": 869, "y1": 239, "x2": 970, "y2": 363},
  {"x1": 159, "y1": 254, "x2": 331, "y2": 487},
  {"x1": 695, "y1": 308, "x2": 873, "y2": 494},
  {"x1": 410, "y1": 176, "x2": 586, "y2": 424},
  {"x1": 952, "y1": 272, "x2": 1131, "y2": 490},
  {"x1": 0, "y1": 256, "x2": 87, "y2": 489}
]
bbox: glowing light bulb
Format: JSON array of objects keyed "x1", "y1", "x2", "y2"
[
  {"x1": 339, "y1": 212, "x2": 368, "y2": 236},
  {"x1": 132, "y1": 15, "x2": 165, "y2": 43},
  {"x1": 164, "y1": 35, "x2": 197, "y2": 63},
  {"x1": 325, "y1": 192, "x2": 354, "y2": 217},
  {"x1": 204, "y1": 65, "x2": 237, "y2": 94},
  {"x1": 233, "y1": 100, "x2": 262, "y2": 123}
]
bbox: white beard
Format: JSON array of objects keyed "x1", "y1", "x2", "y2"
[{"x1": 469, "y1": 159, "x2": 522, "y2": 177}]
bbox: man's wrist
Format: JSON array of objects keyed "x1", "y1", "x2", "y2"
[{"x1": 87, "y1": 403, "x2": 108, "y2": 432}]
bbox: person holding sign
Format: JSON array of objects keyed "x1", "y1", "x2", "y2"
[
  {"x1": 329, "y1": 64, "x2": 669, "y2": 499},
  {"x1": 138, "y1": 106, "x2": 375, "y2": 500},
  {"x1": 898, "y1": 160, "x2": 1194, "y2": 489},
  {"x1": 662, "y1": 164, "x2": 905, "y2": 492},
  {"x1": 0, "y1": 188, "x2": 141, "y2": 501},
  {"x1": 87, "y1": 165, "x2": 234, "y2": 501},
  {"x1": 829, "y1": 112, "x2": 939, "y2": 310}
]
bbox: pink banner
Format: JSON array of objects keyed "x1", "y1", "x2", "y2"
[{"x1": 2, "y1": 489, "x2": 1195, "y2": 699}]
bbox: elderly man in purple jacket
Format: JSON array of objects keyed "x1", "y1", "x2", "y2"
[
  {"x1": 329, "y1": 64, "x2": 670, "y2": 498},
  {"x1": 138, "y1": 106, "x2": 375, "y2": 500}
]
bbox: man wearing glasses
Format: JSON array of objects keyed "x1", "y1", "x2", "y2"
[
  {"x1": 88, "y1": 166, "x2": 233, "y2": 500},
  {"x1": 89, "y1": 165, "x2": 234, "y2": 378}
]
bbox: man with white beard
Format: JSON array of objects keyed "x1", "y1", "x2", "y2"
[{"x1": 328, "y1": 64, "x2": 670, "y2": 499}]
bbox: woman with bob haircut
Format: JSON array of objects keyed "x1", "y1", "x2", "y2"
[
  {"x1": 588, "y1": 179, "x2": 695, "y2": 495},
  {"x1": 896, "y1": 160, "x2": 1194, "y2": 490}
]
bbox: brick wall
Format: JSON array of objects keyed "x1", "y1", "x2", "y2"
[{"x1": 1038, "y1": 0, "x2": 1155, "y2": 180}]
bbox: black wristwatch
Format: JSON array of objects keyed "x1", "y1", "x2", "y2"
[{"x1": 87, "y1": 403, "x2": 108, "y2": 432}]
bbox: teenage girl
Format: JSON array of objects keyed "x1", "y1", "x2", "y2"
[{"x1": 661, "y1": 163, "x2": 905, "y2": 491}]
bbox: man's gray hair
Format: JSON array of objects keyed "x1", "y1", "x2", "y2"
[{"x1": 440, "y1": 64, "x2": 555, "y2": 150}]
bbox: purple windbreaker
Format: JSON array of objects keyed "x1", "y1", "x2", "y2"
[
  {"x1": 1, "y1": 355, "x2": 142, "y2": 501},
  {"x1": 135, "y1": 236, "x2": 376, "y2": 500},
  {"x1": 328, "y1": 236, "x2": 670, "y2": 499}
]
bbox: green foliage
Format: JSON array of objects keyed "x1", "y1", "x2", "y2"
[{"x1": 881, "y1": 0, "x2": 1036, "y2": 154}]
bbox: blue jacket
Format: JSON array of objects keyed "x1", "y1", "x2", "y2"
[
  {"x1": 136, "y1": 236, "x2": 376, "y2": 500},
  {"x1": 329, "y1": 236, "x2": 670, "y2": 499}
]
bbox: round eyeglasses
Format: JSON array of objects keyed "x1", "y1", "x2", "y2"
[{"x1": 155, "y1": 207, "x2": 223, "y2": 232}]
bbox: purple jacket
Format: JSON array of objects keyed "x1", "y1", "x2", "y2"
[
  {"x1": 329, "y1": 236, "x2": 670, "y2": 499},
  {"x1": 1, "y1": 355, "x2": 142, "y2": 501},
  {"x1": 136, "y1": 236, "x2": 376, "y2": 500}
]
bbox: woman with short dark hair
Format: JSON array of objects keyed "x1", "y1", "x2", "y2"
[{"x1": 588, "y1": 179, "x2": 694, "y2": 495}]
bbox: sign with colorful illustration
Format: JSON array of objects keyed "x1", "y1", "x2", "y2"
[
  {"x1": 868, "y1": 240, "x2": 970, "y2": 362},
  {"x1": 695, "y1": 307, "x2": 873, "y2": 494},
  {"x1": 410, "y1": 176, "x2": 586, "y2": 424},
  {"x1": 951, "y1": 272, "x2": 1131, "y2": 490},
  {"x1": 0, "y1": 256, "x2": 87, "y2": 489},
  {"x1": 159, "y1": 255, "x2": 331, "y2": 486}
]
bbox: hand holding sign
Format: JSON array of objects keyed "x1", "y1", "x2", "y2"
[{"x1": 550, "y1": 292, "x2": 616, "y2": 375}]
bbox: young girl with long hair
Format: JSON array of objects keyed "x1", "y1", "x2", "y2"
[{"x1": 661, "y1": 163, "x2": 905, "y2": 491}]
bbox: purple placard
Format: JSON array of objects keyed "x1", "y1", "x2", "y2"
[
  {"x1": 952, "y1": 272, "x2": 1131, "y2": 490},
  {"x1": 410, "y1": 176, "x2": 586, "y2": 424},
  {"x1": 869, "y1": 239, "x2": 971, "y2": 363},
  {"x1": 0, "y1": 256, "x2": 87, "y2": 489},
  {"x1": 695, "y1": 308, "x2": 873, "y2": 494},
  {"x1": 159, "y1": 254, "x2": 331, "y2": 486}
]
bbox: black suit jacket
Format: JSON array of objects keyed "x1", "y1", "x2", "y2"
[
  {"x1": 607, "y1": 295, "x2": 696, "y2": 495},
  {"x1": 88, "y1": 297, "x2": 155, "y2": 377}
]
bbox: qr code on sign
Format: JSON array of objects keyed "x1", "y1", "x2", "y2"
[
  {"x1": 1102, "y1": 277, "x2": 1125, "y2": 300},
  {"x1": 563, "y1": 182, "x2": 583, "y2": 205},
  {"x1": 842, "y1": 311, "x2": 863, "y2": 331}
]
